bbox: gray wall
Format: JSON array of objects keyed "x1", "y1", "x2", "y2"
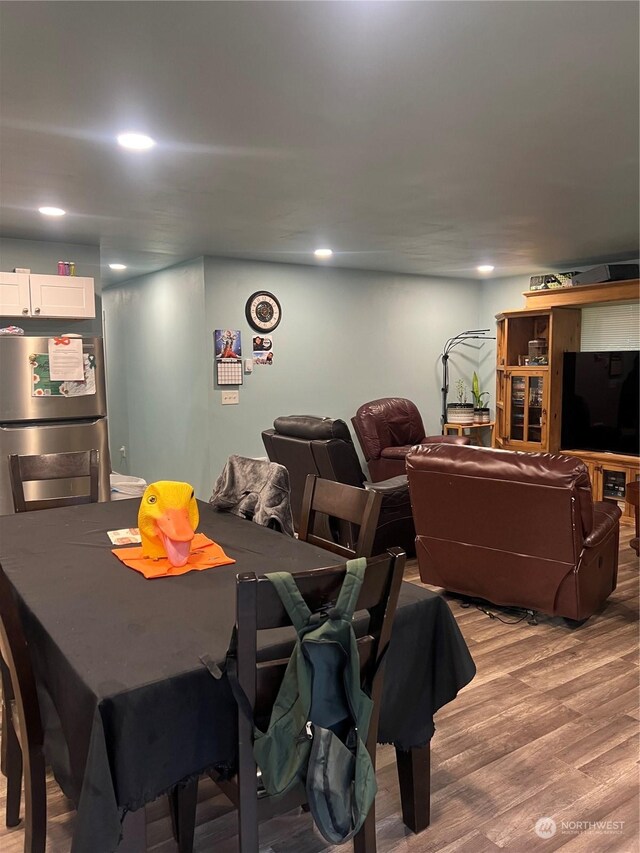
[
  {"x1": 102, "y1": 258, "x2": 208, "y2": 492},
  {"x1": 0, "y1": 237, "x2": 102, "y2": 336},
  {"x1": 104, "y1": 256, "x2": 484, "y2": 497},
  {"x1": 204, "y1": 258, "x2": 484, "y2": 480}
]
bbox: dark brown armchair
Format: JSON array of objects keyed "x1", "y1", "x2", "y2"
[
  {"x1": 262, "y1": 415, "x2": 416, "y2": 556},
  {"x1": 406, "y1": 443, "x2": 621, "y2": 621},
  {"x1": 351, "y1": 397, "x2": 470, "y2": 482}
]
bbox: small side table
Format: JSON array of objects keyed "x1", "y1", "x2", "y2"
[{"x1": 444, "y1": 421, "x2": 496, "y2": 448}]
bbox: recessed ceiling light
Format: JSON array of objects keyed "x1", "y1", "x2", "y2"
[
  {"x1": 38, "y1": 206, "x2": 66, "y2": 217},
  {"x1": 117, "y1": 132, "x2": 156, "y2": 151},
  {"x1": 477, "y1": 265, "x2": 495, "y2": 274},
  {"x1": 314, "y1": 248, "x2": 333, "y2": 258},
  {"x1": 109, "y1": 263, "x2": 127, "y2": 271}
]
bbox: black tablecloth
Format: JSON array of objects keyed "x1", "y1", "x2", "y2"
[{"x1": 0, "y1": 499, "x2": 475, "y2": 853}]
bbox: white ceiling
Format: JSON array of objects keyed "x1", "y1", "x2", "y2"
[{"x1": 0, "y1": 1, "x2": 638, "y2": 285}]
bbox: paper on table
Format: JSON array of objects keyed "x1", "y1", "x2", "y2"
[
  {"x1": 48, "y1": 337, "x2": 84, "y2": 381},
  {"x1": 112, "y1": 533, "x2": 235, "y2": 578},
  {"x1": 107, "y1": 528, "x2": 141, "y2": 545}
]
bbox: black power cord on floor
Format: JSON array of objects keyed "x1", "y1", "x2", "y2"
[{"x1": 459, "y1": 599, "x2": 538, "y2": 625}]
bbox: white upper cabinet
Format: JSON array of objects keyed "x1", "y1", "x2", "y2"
[
  {"x1": 0, "y1": 272, "x2": 95, "y2": 319},
  {"x1": 0, "y1": 271, "x2": 31, "y2": 317}
]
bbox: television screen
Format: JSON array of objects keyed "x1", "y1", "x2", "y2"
[{"x1": 561, "y1": 351, "x2": 639, "y2": 456}]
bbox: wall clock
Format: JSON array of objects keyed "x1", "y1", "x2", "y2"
[{"x1": 245, "y1": 291, "x2": 282, "y2": 332}]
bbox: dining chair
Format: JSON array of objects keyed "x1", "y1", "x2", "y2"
[
  {"x1": 8, "y1": 450, "x2": 99, "y2": 513},
  {"x1": 209, "y1": 455, "x2": 294, "y2": 537},
  {"x1": 298, "y1": 474, "x2": 383, "y2": 558},
  {"x1": 627, "y1": 480, "x2": 639, "y2": 555},
  {"x1": 0, "y1": 561, "x2": 47, "y2": 852},
  {"x1": 175, "y1": 548, "x2": 406, "y2": 853},
  {"x1": 261, "y1": 414, "x2": 417, "y2": 556}
]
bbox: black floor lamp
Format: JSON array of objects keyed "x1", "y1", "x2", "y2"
[{"x1": 440, "y1": 329, "x2": 496, "y2": 427}]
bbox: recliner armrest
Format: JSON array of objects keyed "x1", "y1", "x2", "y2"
[
  {"x1": 364, "y1": 474, "x2": 408, "y2": 493},
  {"x1": 584, "y1": 501, "x2": 621, "y2": 548},
  {"x1": 364, "y1": 475, "x2": 410, "y2": 507},
  {"x1": 423, "y1": 435, "x2": 472, "y2": 446}
]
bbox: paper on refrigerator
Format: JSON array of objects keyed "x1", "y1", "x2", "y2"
[{"x1": 48, "y1": 337, "x2": 84, "y2": 381}]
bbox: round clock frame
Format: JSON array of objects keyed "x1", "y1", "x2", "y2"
[{"x1": 245, "y1": 291, "x2": 282, "y2": 333}]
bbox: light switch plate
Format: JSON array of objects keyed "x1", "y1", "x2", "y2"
[
  {"x1": 221, "y1": 390, "x2": 239, "y2": 405},
  {"x1": 244, "y1": 358, "x2": 253, "y2": 373}
]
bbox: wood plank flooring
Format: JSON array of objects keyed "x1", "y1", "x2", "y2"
[{"x1": 1, "y1": 528, "x2": 638, "y2": 852}]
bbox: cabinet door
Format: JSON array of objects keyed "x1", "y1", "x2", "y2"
[
  {"x1": 29, "y1": 275, "x2": 95, "y2": 318},
  {"x1": 0, "y1": 271, "x2": 31, "y2": 317},
  {"x1": 597, "y1": 464, "x2": 638, "y2": 520},
  {"x1": 504, "y1": 371, "x2": 548, "y2": 450}
]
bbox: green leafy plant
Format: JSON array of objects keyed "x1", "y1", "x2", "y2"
[
  {"x1": 472, "y1": 371, "x2": 490, "y2": 408},
  {"x1": 455, "y1": 378, "x2": 468, "y2": 404}
]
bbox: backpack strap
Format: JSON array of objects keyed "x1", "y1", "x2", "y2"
[
  {"x1": 266, "y1": 571, "x2": 313, "y2": 634},
  {"x1": 335, "y1": 558, "x2": 367, "y2": 620}
]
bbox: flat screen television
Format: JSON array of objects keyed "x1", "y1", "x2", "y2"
[{"x1": 561, "y1": 351, "x2": 639, "y2": 456}]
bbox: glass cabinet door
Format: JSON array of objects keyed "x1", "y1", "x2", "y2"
[{"x1": 506, "y1": 371, "x2": 547, "y2": 448}]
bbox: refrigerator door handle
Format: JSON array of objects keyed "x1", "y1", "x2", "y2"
[{"x1": 0, "y1": 419, "x2": 105, "y2": 431}]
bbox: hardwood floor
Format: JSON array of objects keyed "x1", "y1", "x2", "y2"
[{"x1": 1, "y1": 528, "x2": 638, "y2": 852}]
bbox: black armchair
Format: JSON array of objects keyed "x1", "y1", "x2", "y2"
[{"x1": 262, "y1": 415, "x2": 416, "y2": 556}]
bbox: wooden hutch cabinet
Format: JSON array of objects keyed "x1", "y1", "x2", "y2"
[
  {"x1": 495, "y1": 280, "x2": 640, "y2": 522},
  {"x1": 562, "y1": 450, "x2": 639, "y2": 523},
  {"x1": 495, "y1": 307, "x2": 581, "y2": 452}
]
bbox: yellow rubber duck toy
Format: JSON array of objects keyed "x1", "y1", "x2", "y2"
[{"x1": 138, "y1": 481, "x2": 199, "y2": 567}]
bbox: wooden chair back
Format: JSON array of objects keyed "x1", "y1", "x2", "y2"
[
  {"x1": 627, "y1": 480, "x2": 639, "y2": 555},
  {"x1": 298, "y1": 474, "x2": 382, "y2": 558},
  {"x1": 0, "y1": 562, "x2": 46, "y2": 850},
  {"x1": 8, "y1": 450, "x2": 100, "y2": 513},
  {"x1": 233, "y1": 548, "x2": 406, "y2": 852}
]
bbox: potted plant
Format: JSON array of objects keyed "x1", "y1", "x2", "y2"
[
  {"x1": 472, "y1": 372, "x2": 491, "y2": 423},
  {"x1": 447, "y1": 379, "x2": 474, "y2": 425}
]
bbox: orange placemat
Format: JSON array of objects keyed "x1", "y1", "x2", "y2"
[{"x1": 112, "y1": 533, "x2": 235, "y2": 579}]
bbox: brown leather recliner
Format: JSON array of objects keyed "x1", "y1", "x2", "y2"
[
  {"x1": 351, "y1": 397, "x2": 470, "y2": 482},
  {"x1": 262, "y1": 415, "x2": 416, "y2": 556},
  {"x1": 406, "y1": 443, "x2": 621, "y2": 621}
]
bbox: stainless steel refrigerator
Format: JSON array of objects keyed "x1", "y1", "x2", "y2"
[{"x1": 0, "y1": 336, "x2": 111, "y2": 514}]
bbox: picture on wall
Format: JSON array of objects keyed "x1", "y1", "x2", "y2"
[
  {"x1": 253, "y1": 350, "x2": 274, "y2": 365},
  {"x1": 215, "y1": 329, "x2": 242, "y2": 360},
  {"x1": 252, "y1": 335, "x2": 274, "y2": 365},
  {"x1": 214, "y1": 330, "x2": 243, "y2": 385},
  {"x1": 252, "y1": 336, "x2": 272, "y2": 352}
]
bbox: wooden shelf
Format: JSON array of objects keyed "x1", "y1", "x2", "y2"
[
  {"x1": 504, "y1": 364, "x2": 549, "y2": 371},
  {"x1": 561, "y1": 449, "x2": 639, "y2": 466},
  {"x1": 444, "y1": 421, "x2": 496, "y2": 448},
  {"x1": 522, "y1": 279, "x2": 639, "y2": 309}
]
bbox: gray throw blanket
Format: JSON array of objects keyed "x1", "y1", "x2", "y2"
[{"x1": 209, "y1": 455, "x2": 294, "y2": 537}]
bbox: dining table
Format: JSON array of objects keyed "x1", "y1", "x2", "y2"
[{"x1": 0, "y1": 498, "x2": 475, "y2": 852}]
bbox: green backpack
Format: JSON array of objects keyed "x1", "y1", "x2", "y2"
[{"x1": 230, "y1": 558, "x2": 378, "y2": 844}]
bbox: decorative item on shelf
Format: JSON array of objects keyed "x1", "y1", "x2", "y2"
[
  {"x1": 471, "y1": 372, "x2": 491, "y2": 424},
  {"x1": 439, "y1": 328, "x2": 496, "y2": 427},
  {"x1": 528, "y1": 339, "x2": 548, "y2": 364},
  {"x1": 57, "y1": 261, "x2": 76, "y2": 276},
  {"x1": 528, "y1": 272, "x2": 579, "y2": 291},
  {"x1": 572, "y1": 264, "x2": 639, "y2": 286},
  {"x1": 447, "y1": 379, "x2": 474, "y2": 425}
]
